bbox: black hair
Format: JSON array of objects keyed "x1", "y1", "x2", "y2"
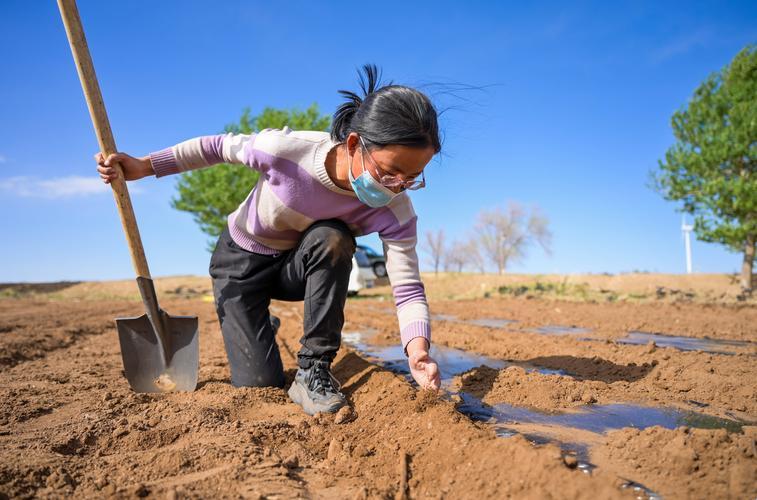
[{"x1": 331, "y1": 64, "x2": 441, "y2": 153}]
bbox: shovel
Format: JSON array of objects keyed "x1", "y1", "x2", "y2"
[{"x1": 57, "y1": 0, "x2": 199, "y2": 392}]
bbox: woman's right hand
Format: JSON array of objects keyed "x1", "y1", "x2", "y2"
[{"x1": 94, "y1": 152, "x2": 154, "y2": 184}]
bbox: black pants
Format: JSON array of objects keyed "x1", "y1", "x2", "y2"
[{"x1": 209, "y1": 220, "x2": 356, "y2": 388}]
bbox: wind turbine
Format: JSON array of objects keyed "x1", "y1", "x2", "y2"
[{"x1": 681, "y1": 216, "x2": 694, "y2": 274}]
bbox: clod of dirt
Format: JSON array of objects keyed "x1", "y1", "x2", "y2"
[
  {"x1": 50, "y1": 435, "x2": 83, "y2": 456},
  {"x1": 112, "y1": 426, "x2": 129, "y2": 438},
  {"x1": 282, "y1": 454, "x2": 299, "y2": 469},
  {"x1": 327, "y1": 439, "x2": 343, "y2": 461},
  {"x1": 133, "y1": 483, "x2": 149, "y2": 497},
  {"x1": 334, "y1": 406, "x2": 356, "y2": 424},
  {"x1": 45, "y1": 467, "x2": 75, "y2": 489},
  {"x1": 562, "y1": 455, "x2": 578, "y2": 469}
]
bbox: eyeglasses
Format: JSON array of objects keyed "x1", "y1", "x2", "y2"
[{"x1": 359, "y1": 137, "x2": 426, "y2": 191}]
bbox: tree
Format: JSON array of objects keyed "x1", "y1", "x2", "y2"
[
  {"x1": 653, "y1": 45, "x2": 756, "y2": 293},
  {"x1": 422, "y1": 229, "x2": 446, "y2": 276},
  {"x1": 474, "y1": 202, "x2": 551, "y2": 274},
  {"x1": 445, "y1": 240, "x2": 470, "y2": 272},
  {"x1": 464, "y1": 237, "x2": 486, "y2": 273},
  {"x1": 171, "y1": 104, "x2": 331, "y2": 248}
]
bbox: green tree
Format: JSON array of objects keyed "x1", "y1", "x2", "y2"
[
  {"x1": 653, "y1": 45, "x2": 756, "y2": 293},
  {"x1": 171, "y1": 104, "x2": 331, "y2": 248}
]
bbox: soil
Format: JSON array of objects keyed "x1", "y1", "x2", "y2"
[
  {"x1": 0, "y1": 297, "x2": 627, "y2": 499},
  {"x1": 348, "y1": 298, "x2": 757, "y2": 419},
  {"x1": 1, "y1": 277, "x2": 755, "y2": 499},
  {"x1": 594, "y1": 426, "x2": 757, "y2": 499}
]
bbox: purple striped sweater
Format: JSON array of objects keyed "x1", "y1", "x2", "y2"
[{"x1": 150, "y1": 127, "x2": 430, "y2": 351}]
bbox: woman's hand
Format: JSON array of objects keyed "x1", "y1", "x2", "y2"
[
  {"x1": 94, "y1": 152, "x2": 153, "y2": 184},
  {"x1": 406, "y1": 337, "x2": 441, "y2": 391}
]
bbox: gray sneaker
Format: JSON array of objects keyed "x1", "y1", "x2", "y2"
[{"x1": 287, "y1": 359, "x2": 347, "y2": 415}]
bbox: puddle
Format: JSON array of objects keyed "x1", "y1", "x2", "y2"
[
  {"x1": 531, "y1": 325, "x2": 592, "y2": 336},
  {"x1": 620, "y1": 479, "x2": 661, "y2": 500},
  {"x1": 342, "y1": 332, "x2": 562, "y2": 379},
  {"x1": 431, "y1": 313, "x2": 517, "y2": 329},
  {"x1": 343, "y1": 332, "x2": 507, "y2": 381},
  {"x1": 617, "y1": 331, "x2": 754, "y2": 355},
  {"x1": 430, "y1": 313, "x2": 459, "y2": 322},
  {"x1": 465, "y1": 318, "x2": 517, "y2": 328},
  {"x1": 463, "y1": 397, "x2": 744, "y2": 435},
  {"x1": 418, "y1": 313, "x2": 596, "y2": 337}
]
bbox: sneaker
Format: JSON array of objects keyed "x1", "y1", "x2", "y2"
[{"x1": 287, "y1": 359, "x2": 347, "y2": 415}]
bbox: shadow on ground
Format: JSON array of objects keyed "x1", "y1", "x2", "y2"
[{"x1": 525, "y1": 355, "x2": 656, "y2": 383}]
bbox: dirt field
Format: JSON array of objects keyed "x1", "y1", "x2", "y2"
[{"x1": 0, "y1": 274, "x2": 755, "y2": 499}]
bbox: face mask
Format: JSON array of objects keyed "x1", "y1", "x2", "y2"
[{"x1": 347, "y1": 141, "x2": 400, "y2": 208}]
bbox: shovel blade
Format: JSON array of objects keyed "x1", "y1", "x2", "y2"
[{"x1": 116, "y1": 313, "x2": 199, "y2": 393}]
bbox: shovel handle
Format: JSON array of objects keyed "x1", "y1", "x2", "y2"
[{"x1": 57, "y1": 0, "x2": 151, "y2": 279}]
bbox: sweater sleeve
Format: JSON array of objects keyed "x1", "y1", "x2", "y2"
[
  {"x1": 149, "y1": 133, "x2": 258, "y2": 178},
  {"x1": 380, "y1": 212, "x2": 431, "y2": 355}
]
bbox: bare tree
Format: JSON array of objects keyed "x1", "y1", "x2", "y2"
[
  {"x1": 474, "y1": 202, "x2": 551, "y2": 274},
  {"x1": 445, "y1": 240, "x2": 469, "y2": 272},
  {"x1": 422, "y1": 229, "x2": 446, "y2": 276},
  {"x1": 464, "y1": 238, "x2": 486, "y2": 273}
]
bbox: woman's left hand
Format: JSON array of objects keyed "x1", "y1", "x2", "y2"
[{"x1": 406, "y1": 337, "x2": 441, "y2": 391}]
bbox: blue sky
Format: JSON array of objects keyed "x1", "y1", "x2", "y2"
[{"x1": 0, "y1": 1, "x2": 755, "y2": 282}]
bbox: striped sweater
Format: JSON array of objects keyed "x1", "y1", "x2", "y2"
[{"x1": 150, "y1": 127, "x2": 430, "y2": 351}]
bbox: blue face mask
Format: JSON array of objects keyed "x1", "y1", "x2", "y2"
[{"x1": 347, "y1": 140, "x2": 400, "y2": 208}]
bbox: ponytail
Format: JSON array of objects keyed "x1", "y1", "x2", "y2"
[{"x1": 330, "y1": 64, "x2": 441, "y2": 153}]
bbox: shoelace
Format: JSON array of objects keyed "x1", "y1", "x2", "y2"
[{"x1": 308, "y1": 360, "x2": 341, "y2": 395}]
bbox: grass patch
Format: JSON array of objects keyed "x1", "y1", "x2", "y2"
[{"x1": 498, "y1": 279, "x2": 592, "y2": 300}]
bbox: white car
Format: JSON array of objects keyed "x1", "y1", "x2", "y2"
[{"x1": 348, "y1": 248, "x2": 378, "y2": 296}]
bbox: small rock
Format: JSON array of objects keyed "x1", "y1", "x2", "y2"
[
  {"x1": 282, "y1": 454, "x2": 299, "y2": 469},
  {"x1": 45, "y1": 468, "x2": 74, "y2": 488},
  {"x1": 327, "y1": 439, "x2": 342, "y2": 460},
  {"x1": 646, "y1": 341, "x2": 656, "y2": 353},
  {"x1": 563, "y1": 455, "x2": 578, "y2": 468},
  {"x1": 102, "y1": 392, "x2": 113, "y2": 401},
  {"x1": 581, "y1": 392, "x2": 596, "y2": 404},
  {"x1": 165, "y1": 488, "x2": 177, "y2": 500},
  {"x1": 112, "y1": 427, "x2": 129, "y2": 438},
  {"x1": 334, "y1": 406, "x2": 355, "y2": 425},
  {"x1": 146, "y1": 416, "x2": 161, "y2": 427},
  {"x1": 134, "y1": 483, "x2": 149, "y2": 497}
]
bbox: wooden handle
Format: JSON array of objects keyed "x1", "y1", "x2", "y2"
[{"x1": 57, "y1": 0, "x2": 151, "y2": 279}]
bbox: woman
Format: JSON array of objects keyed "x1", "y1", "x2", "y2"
[{"x1": 96, "y1": 65, "x2": 441, "y2": 415}]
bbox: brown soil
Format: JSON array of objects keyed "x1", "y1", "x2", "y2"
[
  {"x1": 593, "y1": 426, "x2": 757, "y2": 499},
  {"x1": 1, "y1": 276, "x2": 755, "y2": 499},
  {"x1": 342, "y1": 296, "x2": 756, "y2": 499},
  {"x1": 348, "y1": 298, "x2": 757, "y2": 419},
  {"x1": 0, "y1": 297, "x2": 630, "y2": 499}
]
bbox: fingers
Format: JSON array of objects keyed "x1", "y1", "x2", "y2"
[
  {"x1": 427, "y1": 363, "x2": 441, "y2": 391},
  {"x1": 94, "y1": 152, "x2": 122, "y2": 184}
]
